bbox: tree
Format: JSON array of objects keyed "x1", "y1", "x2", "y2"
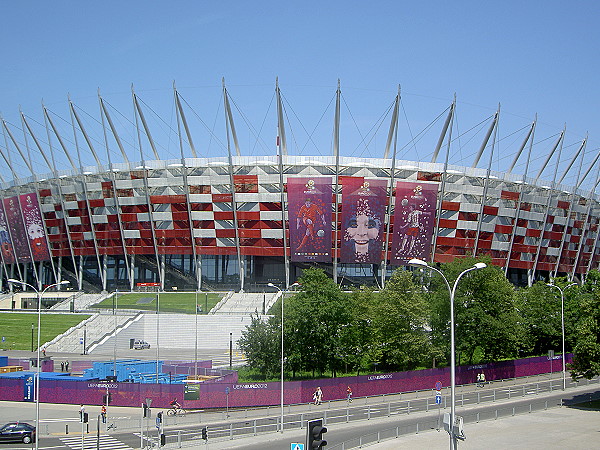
[
  {"x1": 238, "y1": 314, "x2": 280, "y2": 377},
  {"x1": 515, "y1": 281, "x2": 563, "y2": 356},
  {"x1": 429, "y1": 257, "x2": 521, "y2": 364},
  {"x1": 570, "y1": 270, "x2": 600, "y2": 379},
  {"x1": 372, "y1": 269, "x2": 435, "y2": 370},
  {"x1": 280, "y1": 268, "x2": 352, "y2": 377}
]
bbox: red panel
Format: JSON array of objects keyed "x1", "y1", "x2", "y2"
[
  {"x1": 237, "y1": 211, "x2": 260, "y2": 221},
  {"x1": 212, "y1": 193, "x2": 232, "y2": 203},
  {"x1": 442, "y1": 201, "x2": 460, "y2": 211},
  {"x1": 215, "y1": 229, "x2": 236, "y2": 238},
  {"x1": 214, "y1": 212, "x2": 234, "y2": 221},
  {"x1": 438, "y1": 219, "x2": 457, "y2": 228},
  {"x1": 483, "y1": 206, "x2": 498, "y2": 215},
  {"x1": 501, "y1": 190, "x2": 520, "y2": 201},
  {"x1": 494, "y1": 224, "x2": 513, "y2": 234},
  {"x1": 557, "y1": 200, "x2": 570, "y2": 209},
  {"x1": 238, "y1": 229, "x2": 261, "y2": 238},
  {"x1": 150, "y1": 195, "x2": 187, "y2": 204},
  {"x1": 525, "y1": 228, "x2": 541, "y2": 237},
  {"x1": 88, "y1": 199, "x2": 105, "y2": 208},
  {"x1": 38, "y1": 189, "x2": 52, "y2": 197}
]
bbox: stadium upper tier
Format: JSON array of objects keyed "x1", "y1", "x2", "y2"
[
  {"x1": 0, "y1": 84, "x2": 596, "y2": 292},
  {"x1": 0, "y1": 154, "x2": 596, "y2": 290}
]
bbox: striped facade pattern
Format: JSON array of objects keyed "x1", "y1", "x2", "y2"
[{"x1": 4, "y1": 153, "x2": 598, "y2": 289}]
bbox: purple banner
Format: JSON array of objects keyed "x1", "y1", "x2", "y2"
[
  {"x1": 341, "y1": 177, "x2": 387, "y2": 263},
  {"x1": 19, "y1": 193, "x2": 50, "y2": 261},
  {"x1": 0, "y1": 201, "x2": 15, "y2": 264},
  {"x1": 0, "y1": 354, "x2": 571, "y2": 408},
  {"x1": 3, "y1": 196, "x2": 31, "y2": 263},
  {"x1": 391, "y1": 182, "x2": 438, "y2": 264},
  {"x1": 288, "y1": 178, "x2": 332, "y2": 262}
]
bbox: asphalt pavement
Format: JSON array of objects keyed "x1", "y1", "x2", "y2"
[{"x1": 369, "y1": 405, "x2": 599, "y2": 449}]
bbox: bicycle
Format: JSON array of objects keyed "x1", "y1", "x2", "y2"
[{"x1": 166, "y1": 406, "x2": 186, "y2": 416}]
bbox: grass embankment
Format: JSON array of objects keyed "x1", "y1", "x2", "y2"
[
  {"x1": 0, "y1": 313, "x2": 90, "y2": 351},
  {"x1": 93, "y1": 292, "x2": 222, "y2": 314}
]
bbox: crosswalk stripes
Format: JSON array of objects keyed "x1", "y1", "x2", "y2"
[{"x1": 59, "y1": 434, "x2": 133, "y2": 449}]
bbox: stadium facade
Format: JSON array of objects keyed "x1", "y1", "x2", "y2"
[{"x1": 0, "y1": 83, "x2": 598, "y2": 293}]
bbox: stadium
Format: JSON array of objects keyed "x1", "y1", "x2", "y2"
[{"x1": 0, "y1": 81, "x2": 597, "y2": 294}]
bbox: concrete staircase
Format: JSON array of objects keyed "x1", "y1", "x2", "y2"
[
  {"x1": 90, "y1": 313, "x2": 256, "y2": 352},
  {"x1": 211, "y1": 292, "x2": 277, "y2": 315},
  {"x1": 49, "y1": 292, "x2": 110, "y2": 312},
  {"x1": 44, "y1": 312, "x2": 138, "y2": 353}
]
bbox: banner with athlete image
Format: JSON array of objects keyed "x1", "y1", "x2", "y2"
[
  {"x1": 4, "y1": 196, "x2": 31, "y2": 263},
  {"x1": 340, "y1": 177, "x2": 387, "y2": 264},
  {"x1": 288, "y1": 177, "x2": 332, "y2": 262},
  {"x1": 391, "y1": 182, "x2": 438, "y2": 264},
  {"x1": 19, "y1": 193, "x2": 50, "y2": 261},
  {"x1": 0, "y1": 201, "x2": 15, "y2": 264}
]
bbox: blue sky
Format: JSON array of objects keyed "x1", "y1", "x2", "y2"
[{"x1": 1, "y1": 2, "x2": 599, "y2": 190}]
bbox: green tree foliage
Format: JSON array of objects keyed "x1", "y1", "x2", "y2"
[
  {"x1": 428, "y1": 257, "x2": 521, "y2": 364},
  {"x1": 284, "y1": 267, "x2": 353, "y2": 377},
  {"x1": 516, "y1": 281, "x2": 564, "y2": 356},
  {"x1": 373, "y1": 270, "x2": 434, "y2": 370},
  {"x1": 238, "y1": 314, "x2": 280, "y2": 377},
  {"x1": 570, "y1": 271, "x2": 600, "y2": 379}
]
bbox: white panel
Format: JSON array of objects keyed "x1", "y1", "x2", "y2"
[
  {"x1": 123, "y1": 230, "x2": 140, "y2": 239},
  {"x1": 191, "y1": 211, "x2": 215, "y2": 220},
  {"x1": 261, "y1": 229, "x2": 284, "y2": 239}
]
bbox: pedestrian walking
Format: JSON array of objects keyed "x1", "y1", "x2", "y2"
[
  {"x1": 313, "y1": 387, "x2": 323, "y2": 405},
  {"x1": 60, "y1": 361, "x2": 64, "y2": 371},
  {"x1": 65, "y1": 360, "x2": 69, "y2": 372},
  {"x1": 346, "y1": 386, "x2": 353, "y2": 403},
  {"x1": 101, "y1": 404, "x2": 107, "y2": 423}
]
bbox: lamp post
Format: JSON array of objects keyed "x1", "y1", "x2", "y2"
[
  {"x1": 267, "y1": 282, "x2": 299, "y2": 433},
  {"x1": 31, "y1": 323, "x2": 34, "y2": 352},
  {"x1": 7, "y1": 278, "x2": 69, "y2": 450},
  {"x1": 546, "y1": 282, "x2": 577, "y2": 390},
  {"x1": 408, "y1": 259, "x2": 486, "y2": 450}
]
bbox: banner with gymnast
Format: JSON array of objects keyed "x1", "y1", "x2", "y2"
[
  {"x1": 391, "y1": 182, "x2": 438, "y2": 264},
  {"x1": 288, "y1": 177, "x2": 332, "y2": 262}
]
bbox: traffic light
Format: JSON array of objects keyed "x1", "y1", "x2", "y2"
[
  {"x1": 157, "y1": 412, "x2": 163, "y2": 424},
  {"x1": 82, "y1": 412, "x2": 89, "y2": 423},
  {"x1": 201, "y1": 426, "x2": 208, "y2": 440},
  {"x1": 143, "y1": 403, "x2": 150, "y2": 418},
  {"x1": 307, "y1": 418, "x2": 327, "y2": 449},
  {"x1": 160, "y1": 433, "x2": 166, "y2": 446},
  {"x1": 103, "y1": 393, "x2": 112, "y2": 405}
]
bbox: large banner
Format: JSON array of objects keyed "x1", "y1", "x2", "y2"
[
  {"x1": 341, "y1": 177, "x2": 387, "y2": 264},
  {"x1": 4, "y1": 196, "x2": 31, "y2": 263},
  {"x1": 0, "y1": 202, "x2": 15, "y2": 264},
  {"x1": 20, "y1": 193, "x2": 50, "y2": 261},
  {"x1": 288, "y1": 177, "x2": 332, "y2": 262},
  {"x1": 391, "y1": 182, "x2": 438, "y2": 264}
]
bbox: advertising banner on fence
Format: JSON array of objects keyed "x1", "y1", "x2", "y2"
[
  {"x1": 0, "y1": 201, "x2": 15, "y2": 264},
  {"x1": 391, "y1": 182, "x2": 438, "y2": 264},
  {"x1": 288, "y1": 177, "x2": 332, "y2": 262},
  {"x1": 4, "y1": 196, "x2": 31, "y2": 263},
  {"x1": 340, "y1": 177, "x2": 387, "y2": 264},
  {"x1": 19, "y1": 193, "x2": 50, "y2": 261}
]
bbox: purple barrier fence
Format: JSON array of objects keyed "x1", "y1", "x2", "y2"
[
  {"x1": 184, "y1": 354, "x2": 572, "y2": 409},
  {"x1": 0, "y1": 354, "x2": 572, "y2": 408}
]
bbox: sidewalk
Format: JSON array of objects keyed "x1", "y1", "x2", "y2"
[{"x1": 370, "y1": 405, "x2": 599, "y2": 449}]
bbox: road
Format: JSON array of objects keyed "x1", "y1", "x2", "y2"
[{"x1": 0, "y1": 373, "x2": 597, "y2": 449}]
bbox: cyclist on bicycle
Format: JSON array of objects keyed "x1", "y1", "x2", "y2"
[{"x1": 170, "y1": 399, "x2": 181, "y2": 409}]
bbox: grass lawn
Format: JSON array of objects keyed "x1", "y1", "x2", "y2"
[
  {"x1": 0, "y1": 312, "x2": 90, "y2": 351},
  {"x1": 92, "y1": 292, "x2": 223, "y2": 314}
]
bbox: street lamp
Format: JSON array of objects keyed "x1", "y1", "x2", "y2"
[
  {"x1": 7, "y1": 278, "x2": 69, "y2": 450},
  {"x1": 546, "y1": 282, "x2": 577, "y2": 390},
  {"x1": 408, "y1": 259, "x2": 486, "y2": 450},
  {"x1": 267, "y1": 282, "x2": 299, "y2": 433}
]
